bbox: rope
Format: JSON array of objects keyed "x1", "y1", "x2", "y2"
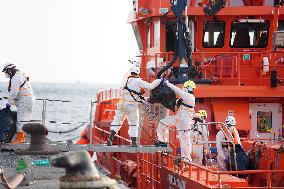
[
  {"x1": 52, "y1": 136, "x2": 80, "y2": 143},
  {"x1": 48, "y1": 122, "x2": 87, "y2": 134}
]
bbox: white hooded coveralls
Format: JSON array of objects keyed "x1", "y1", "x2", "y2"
[
  {"x1": 216, "y1": 126, "x2": 241, "y2": 171},
  {"x1": 8, "y1": 71, "x2": 35, "y2": 132},
  {"x1": 156, "y1": 82, "x2": 195, "y2": 160},
  {"x1": 110, "y1": 77, "x2": 161, "y2": 137}
]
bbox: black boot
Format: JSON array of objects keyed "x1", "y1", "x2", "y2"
[
  {"x1": 106, "y1": 130, "x2": 116, "y2": 146},
  {"x1": 154, "y1": 140, "x2": 168, "y2": 147},
  {"x1": 131, "y1": 137, "x2": 137, "y2": 147}
]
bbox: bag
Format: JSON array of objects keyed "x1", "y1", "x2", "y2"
[
  {"x1": 228, "y1": 144, "x2": 249, "y2": 178},
  {"x1": 0, "y1": 108, "x2": 17, "y2": 143},
  {"x1": 149, "y1": 83, "x2": 176, "y2": 112}
]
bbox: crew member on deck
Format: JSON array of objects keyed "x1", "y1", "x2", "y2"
[
  {"x1": 155, "y1": 80, "x2": 196, "y2": 162},
  {"x1": 216, "y1": 115, "x2": 241, "y2": 170},
  {"x1": 2, "y1": 63, "x2": 35, "y2": 144},
  {"x1": 107, "y1": 59, "x2": 161, "y2": 147}
]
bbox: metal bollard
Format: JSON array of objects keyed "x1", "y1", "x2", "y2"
[
  {"x1": 51, "y1": 150, "x2": 117, "y2": 189},
  {"x1": 16, "y1": 123, "x2": 58, "y2": 155},
  {"x1": 14, "y1": 123, "x2": 59, "y2": 186}
]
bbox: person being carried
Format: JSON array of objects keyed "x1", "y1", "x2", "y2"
[
  {"x1": 2, "y1": 63, "x2": 35, "y2": 143},
  {"x1": 155, "y1": 80, "x2": 196, "y2": 162},
  {"x1": 107, "y1": 60, "x2": 161, "y2": 147}
]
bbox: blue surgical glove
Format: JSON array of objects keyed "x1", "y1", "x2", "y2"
[
  {"x1": 5, "y1": 103, "x2": 11, "y2": 109},
  {"x1": 224, "y1": 158, "x2": 230, "y2": 165},
  {"x1": 161, "y1": 78, "x2": 169, "y2": 85}
]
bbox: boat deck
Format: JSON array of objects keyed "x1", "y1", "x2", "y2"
[
  {"x1": 0, "y1": 143, "x2": 172, "y2": 153},
  {"x1": 182, "y1": 169, "x2": 248, "y2": 187}
]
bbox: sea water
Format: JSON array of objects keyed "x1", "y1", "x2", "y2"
[{"x1": 0, "y1": 82, "x2": 117, "y2": 142}]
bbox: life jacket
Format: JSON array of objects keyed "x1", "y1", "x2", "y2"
[{"x1": 221, "y1": 126, "x2": 240, "y2": 147}]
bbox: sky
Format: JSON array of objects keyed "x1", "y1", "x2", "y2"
[{"x1": 0, "y1": 0, "x2": 139, "y2": 84}]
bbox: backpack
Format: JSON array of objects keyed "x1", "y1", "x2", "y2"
[{"x1": 0, "y1": 108, "x2": 17, "y2": 143}]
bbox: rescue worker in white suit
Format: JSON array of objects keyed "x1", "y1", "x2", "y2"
[
  {"x1": 107, "y1": 64, "x2": 162, "y2": 147},
  {"x1": 2, "y1": 63, "x2": 35, "y2": 143},
  {"x1": 216, "y1": 115, "x2": 241, "y2": 171},
  {"x1": 155, "y1": 80, "x2": 196, "y2": 162}
]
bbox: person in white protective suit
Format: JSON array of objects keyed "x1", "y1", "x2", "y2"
[
  {"x1": 216, "y1": 115, "x2": 241, "y2": 170},
  {"x1": 192, "y1": 110, "x2": 210, "y2": 164},
  {"x1": 155, "y1": 80, "x2": 196, "y2": 162},
  {"x1": 2, "y1": 63, "x2": 35, "y2": 143},
  {"x1": 107, "y1": 63, "x2": 162, "y2": 147}
]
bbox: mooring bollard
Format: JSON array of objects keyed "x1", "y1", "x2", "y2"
[
  {"x1": 51, "y1": 150, "x2": 117, "y2": 189},
  {"x1": 14, "y1": 123, "x2": 59, "y2": 186}
]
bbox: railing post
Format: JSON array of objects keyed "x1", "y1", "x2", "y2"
[
  {"x1": 89, "y1": 101, "x2": 94, "y2": 150},
  {"x1": 237, "y1": 53, "x2": 241, "y2": 86},
  {"x1": 188, "y1": 164, "x2": 192, "y2": 178},
  {"x1": 206, "y1": 170, "x2": 209, "y2": 185},
  {"x1": 197, "y1": 167, "x2": 200, "y2": 181},
  {"x1": 217, "y1": 172, "x2": 221, "y2": 188},
  {"x1": 267, "y1": 170, "x2": 272, "y2": 187}
]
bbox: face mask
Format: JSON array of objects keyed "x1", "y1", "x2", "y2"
[{"x1": 5, "y1": 73, "x2": 9, "y2": 78}]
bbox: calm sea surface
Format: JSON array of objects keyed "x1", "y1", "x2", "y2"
[{"x1": 0, "y1": 82, "x2": 117, "y2": 141}]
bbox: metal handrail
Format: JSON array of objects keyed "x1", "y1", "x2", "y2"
[
  {"x1": 93, "y1": 125, "x2": 131, "y2": 143},
  {"x1": 162, "y1": 154, "x2": 284, "y2": 188}
]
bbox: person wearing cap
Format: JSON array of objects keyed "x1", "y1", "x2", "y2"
[
  {"x1": 2, "y1": 63, "x2": 35, "y2": 143},
  {"x1": 107, "y1": 59, "x2": 161, "y2": 147},
  {"x1": 216, "y1": 115, "x2": 241, "y2": 170},
  {"x1": 155, "y1": 80, "x2": 196, "y2": 162}
]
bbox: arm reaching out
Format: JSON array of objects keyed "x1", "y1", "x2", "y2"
[
  {"x1": 138, "y1": 78, "x2": 162, "y2": 90},
  {"x1": 166, "y1": 82, "x2": 187, "y2": 98}
]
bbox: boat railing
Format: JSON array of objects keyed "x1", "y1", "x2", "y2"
[
  {"x1": 148, "y1": 152, "x2": 284, "y2": 188},
  {"x1": 142, "y1": 51, "x2": 284, "y2": 86},
  {"x1": 182, "y1": 157, "x2": 284, "y2": 188},
  {"x1": 193, "y1": 51, "x2": 284, "y2": 86},
  {"x1": 141, "y1": 0, "x2": 276, "y2": 15},
  {"x1": 97, "y1": 88, "x2": 120, "y2": 102}
]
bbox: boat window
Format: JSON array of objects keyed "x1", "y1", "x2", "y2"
[
  {"x1": 278, "y1": 21, "x2": 284, "y2": 31},
  {"x1": 203, "y1": 21, "x2": 225, "y2": 48},
  {"x1": 230, "y1": 0, "x2": 244, "y2": 6},
  {"x1": 257, "y1": 111, "x2": 272, "y2": 133},
  {"x1": 277, "y1": 21, "x2": 284, "y2": 48},
  {"x1": 154, "y1": 21, "x2": 160, "y2": 47},
  {"x1": 166, "y1": 23, "x2": 176, "y2": 52},
  {"x1": 230, "y1": 21, "x2": 269, "y2": 48},
  {"x1": 147, "y1": 26, "x2": 151, "y2": 48},
  {"x1": 265, "y1": 0, "x2": 274, "y2": 6}
]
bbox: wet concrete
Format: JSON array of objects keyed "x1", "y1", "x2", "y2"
[
  {"x1": 0, "y1": 151, "x2": 63, "y2": 189},
  {"x1": 0, "y1": 151, "x2": 126, "y2": 189}
]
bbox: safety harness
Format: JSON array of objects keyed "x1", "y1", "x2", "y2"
[
  {"x1": 123, "y1": 76, "x2": 146, "y2": 103},
  {"x1": 176, "y1": 98, "x2": 194, "y2": 109},
  {"x1": 8, "y1": 70, "x2": 29, "y2": 92}
]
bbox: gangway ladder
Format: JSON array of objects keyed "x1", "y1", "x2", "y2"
[
  {"x1": 90, "y1": 100, "x2": 172, "y2": 153},
  {"x1": 201, "y1": 122, "x2": 238, "y2": 175}
]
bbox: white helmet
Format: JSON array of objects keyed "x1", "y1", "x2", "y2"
[
  {"x1": 130, "y1": 65, "x2": 140, "y2": 75},
  {"x1": 132, "y1": 57, "x2": 141, "y2": 68},
  {"x1": 2, "y1": 63, "x2": 16, "y2": 72},
  {"x1": 225, "y1": 115, "x2": 236, "y2": 126}
]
